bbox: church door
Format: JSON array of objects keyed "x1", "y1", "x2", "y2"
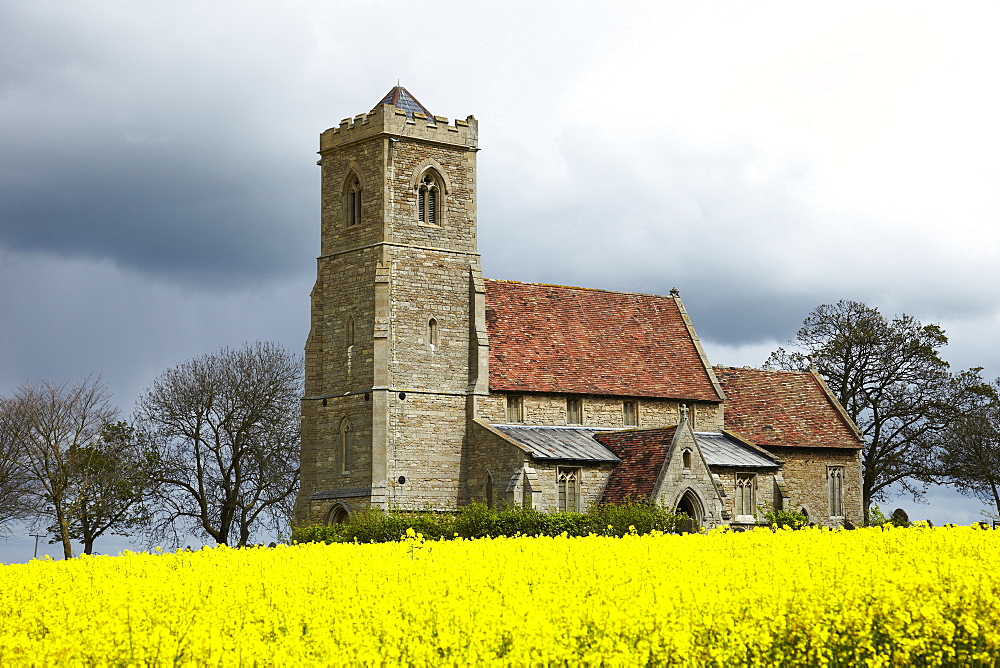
[{"x1": 676, "y1": 490, "x2": 704, "y2": 533}]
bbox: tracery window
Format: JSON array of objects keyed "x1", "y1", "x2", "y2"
[
  {"x1": 557, "y1": 467, "x2": 581, "y2": 512},
  {"x1": 347, "y1": 175, "x2": 362, "y2": 228},
  {"x1": 417, "y1": 172, "x2": 440, "y2": 226},
  {"x1": 829, "y1": 466, "x2": 844, "y2": 517},
  {"x1": 735, "y1": 473, "x2": 756, "y2": 516}
]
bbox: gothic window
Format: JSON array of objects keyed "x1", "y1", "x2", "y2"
[
  {"x1": 506, "y1": 395, "x2": 524, "y2": 423},
  {"x1": 428, "y1": 318, "x2": 439, "y2": 347},
  {"x1": 346, "y1": 316, "x2": 355, "y2": 348},
  {"x1": 557, "y1": 467, "x2": 581, "y2": 512},
  {"x1": 346, "y1": 174, "x2": 362, "y2": 228},
  {"x1": 623, "y1": 400, "x2": 638, "y2": 427},
  {"x1": 682, "y1": 449, "x2": 693, "y2": 471},
  {"x1": 735, "y1": 473, "x2": 756, "y2": 517},
  {"x1": 417, "y1": 172, "x2": 441, "y2": 226},
  {"x1": 340, "y1": 418, "x2": 352, "y2": 474},
  {"x1": 829, "y1": 466, "x2": 844, "y2": 517},
  {"x1": 566, "y1": 398, "x2": 583, "y2": 425}
]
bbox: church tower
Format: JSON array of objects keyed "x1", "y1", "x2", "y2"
[{"x1": 295, "y1": 88, "x2": 488, "y2": 524}]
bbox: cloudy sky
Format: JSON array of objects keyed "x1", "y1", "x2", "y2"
[{"x1": 2, "y1": 1, "x2": 999, "y2": 559}]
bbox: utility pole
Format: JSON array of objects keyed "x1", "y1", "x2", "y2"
[{"x1": 30, "y1": 534, "x2": 45, "y2": 559}]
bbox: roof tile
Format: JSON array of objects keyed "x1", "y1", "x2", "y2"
[
  {"x1": 595, "y1": 428, "x2": 677, "y2": 504},
  {"x1": 485, "y1": 280, "x2": 721, "y2": 400},
  {"x1": 716, "y1": 366, "x2": 862, "y2": 449}
]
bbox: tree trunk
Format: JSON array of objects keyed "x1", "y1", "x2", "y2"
[{"x1": 56, "y1": 507, "x2": 73, "y2": 559}]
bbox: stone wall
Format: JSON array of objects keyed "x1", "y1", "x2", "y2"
[
  {"x1": 769, "y1": 446, "x2": 864, "y2": 526},
  {"x1": 478, "y1": 392, "x2": 723, "y2": 432},
  {"x1": 466, "y1": 421, "x2": 532, "y2": 507}
]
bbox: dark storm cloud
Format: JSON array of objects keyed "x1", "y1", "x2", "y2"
[{"x1": 0, "y1": 3, "x2": 318, "y2": 288}]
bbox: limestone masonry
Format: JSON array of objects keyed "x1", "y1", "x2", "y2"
[{"x1": 293, "y1": 87, "x2": 864, "y2": 529}]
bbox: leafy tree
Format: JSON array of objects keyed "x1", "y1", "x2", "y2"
[
  {"x1": 0, "y1": 378, "x2": 118, "y2": 559},
  {"x1": 51, "y1": 421, "x2": 157, "y2": 555},
  {"x1": 766, "y1": 300, "x2": 978, "y2": 521},
  {"x1": 938, "y1": 376, "x2": 1000, "y2": 518},
  {"x1": 136, "y1": 342, "x2": 302, "y2": 547}
]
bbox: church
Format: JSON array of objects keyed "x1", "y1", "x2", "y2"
[{"x1": 293, "y1": 87, "x2": 864, "y2": 530}]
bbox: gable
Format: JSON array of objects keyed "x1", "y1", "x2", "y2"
[
  {"x1": 715, "y1": 366, "x2": 863, "y2": 449},
  {"x1": 596, "y1": 427, "x2": 677, "y2": 504},
  {"x1": 484, "y1": 280, "x2": 723, "y2": 400}
]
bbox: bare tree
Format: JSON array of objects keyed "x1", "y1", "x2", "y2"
[
  {"x1": 0, "y1": 421, "x2": 33, "y2": 533},
  {"x1": 0, "y1": 378, "x2": 118, "y2": 559},
  {"x1": 136, "y1": 342, "x2": 301, "y2": 547},
  {"x1": 766, "y1": 300, "x2": 975, "y2": 521}
]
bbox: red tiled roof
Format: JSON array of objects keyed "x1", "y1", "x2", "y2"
[
  {"x1": 595, "y1": 428, "x2": 677, "y2": 504},
  {"x1": 484, "y1": 280, "x2": 722, "y2": 400},
  {"x1": 715, "y1": 366, "x2": 862, "y2": 449}
]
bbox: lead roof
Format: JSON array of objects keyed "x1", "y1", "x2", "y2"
[
  {"x1": 492, "y1": 424, "x2": 621, "y2": 463},
  {"x1": 693, "y1": 432, "x2": 780, "y2": 468}
]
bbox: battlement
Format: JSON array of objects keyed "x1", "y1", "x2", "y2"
[{"x1": 320, "y1": 103, "x2": 478, "y2": 152}]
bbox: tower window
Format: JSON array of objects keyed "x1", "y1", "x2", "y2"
[
  {"x1": 340, "y1": 418, "x2": 352, "y2": 474},
  {"x1": 347, "y1": 175, "x2": 362, "y2": 228},
  {"x1": 623, "y1": 400, "x2": 638, "y2": 427},
  {"x1": 428, "y1": 318, "x2": 439, "y2": 347},
  {"x1": 346, "y1": 316, "x2": 355, "y2": 348},
  {"x1": 566, "y1": 397, "x2": 583, "y2": 425},
  {"x1": 417, "y1": 172, "x2": 440, "y2": 226}
]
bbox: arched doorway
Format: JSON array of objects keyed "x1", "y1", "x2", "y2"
[
  {"x1": 328, "y1": 504, "x2": 350, "y2": 525},
  {"x1": 675, "y1": 489, "x2": 704, "y2": 533}
]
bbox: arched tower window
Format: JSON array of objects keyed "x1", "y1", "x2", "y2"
[
  {"x1": 417, "y1": 172, "x2": 441, "y2": 226},
  {"x1": 340, "y1": 418, "x2": 351, "y2": 474},
  {"x1": 346, "y1": 316, "x2": 355, "y2": 348},
  {"x1": 346, "y1": 174, "x2": 362, "y2": 228},
  {"x1": 428, "y1": 318, "x2": 439, "y2": 347}
]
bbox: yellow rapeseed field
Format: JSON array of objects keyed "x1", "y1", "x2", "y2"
[{"x1": 1, "y1": 525, "x2": 999, "y2": 666}]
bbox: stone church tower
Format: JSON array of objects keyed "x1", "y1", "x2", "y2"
[{"x1": 294, "y1": 87, "x2": 487, "y2": 524}]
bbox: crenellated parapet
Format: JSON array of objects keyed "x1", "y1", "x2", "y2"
[{"x1": 320, "y1": 103, "x2": 478, "y2": 152}]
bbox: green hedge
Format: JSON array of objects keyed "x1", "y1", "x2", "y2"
[{"x1": 292, "y1": 501, "x2": 689, "y2": 544}]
